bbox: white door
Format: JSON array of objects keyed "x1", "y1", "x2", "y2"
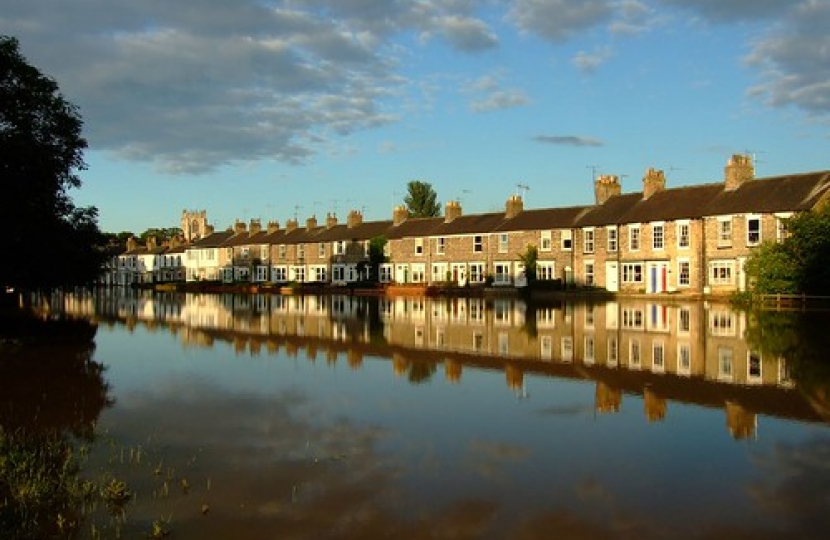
[{"x1": 605, "y1": 262, "x2": 619, "y2": 292}]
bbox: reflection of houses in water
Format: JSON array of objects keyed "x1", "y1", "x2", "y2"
[{"x1": 39, "y1": 292, "x2": 821, "y2": 438}]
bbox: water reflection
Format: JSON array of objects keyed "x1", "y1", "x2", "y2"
[
  {"x1": 24, "y1": 290, "x2": 830, "y2": 539},
  {"x1": 38, "y1": 290, "x2": 830, "y2": 437}
]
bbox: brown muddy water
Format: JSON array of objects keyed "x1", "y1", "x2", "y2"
[{"x1": 3, "y1": 290, "x2": 830, "y2": 539}]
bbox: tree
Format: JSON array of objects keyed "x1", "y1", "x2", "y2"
[
  {"x1": 517, "y1": 244, "x2": 539, "y2": 283},
  {"x1": 745, "y1": 205, "x2": 830, "y2": 296},
  {"x1": 1, "y1": 36, "x2": 105, "y2": 290},
  {"x1": 404, "y1": 180, "x2": 441, "y2": 218},
  {"x1": 367, "y1": 236, "x2": 388, "y2": 282}
]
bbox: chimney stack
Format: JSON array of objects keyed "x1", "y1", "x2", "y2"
[
  {"x1": 445, "y1": 200, "x2": 462, "y2": 222},
  {"x1": 505, "y1": 195, "x2": 523, "y2": 219},
  {"x1": 325, "y1": 213, "x2": 338, "y2": 229},
  {"x1": 393, "y1": 205, "x2": 409, "y2": 226},
  {"x1": 642, "y1": 168, "x2": 666, "y2": 200},
  {"x1": 594, "y1": 174, "x2": 621, "y2": 205},
  {"x1": 347, "y1": 210, "x2": 363, "y2": 228},
  {"x1": 724, "y1": 154, "x2": 754, "y2": 191}
]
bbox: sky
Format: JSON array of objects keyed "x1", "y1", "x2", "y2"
[{"x1": 3, "y1": 0, "x2": 829, "y2": 234}]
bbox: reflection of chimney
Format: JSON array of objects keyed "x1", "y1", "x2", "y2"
[
  {"x1": 595, "y1": 381, "x2": 621, "y2": 413},
  {"x1": 326, "y1": 348, "x2": 338, "y2": 366},
  {"x1": 445, "y1": 200, "x2": 462, "y2": 222},
  {"x1": 146, "y1": 236, "x2": 157, "y2": 250},
  {"x1": 594, "y1": 175, "x2": 621, "y2": 205},
  {"x1": 126, "y1": 237, "x2": 138, "y2": 252},
  {"x1": 725, "y1": 154, "x2": 755, "y2": 191},
  {"x1": 445, "y1": 359, "x2": 462, "y2": 383},
  {"x1": 326, "y1": 213, "x2": 338, "y2": 229},
  {"x1": 347, "y1": 349, "x2": 363, "y2": 370},
  {"x1": 644, "y1": 387, "x2": 666, "y2": 422},
  {"x1": 643, "y1": 168, "x2": 666, "y2": 200},
  {"x1": 393, "y1": 205, "x2": 409, "y2": 226},
  {"x1": 393, "y1": 353, "x2": 409, "y2": 376},
  {"x1": 505, "y1": 364, "x2": 523, "y2": 391},
  {"x1": 726, "y1": 401, "x2": 757, "y2": 440},
  {"x1": 347, "y1": 210, "x2": 363, "y2": 228},
  {"x1": 505, "y1": 195, "x2": 523, "y2": 218}
]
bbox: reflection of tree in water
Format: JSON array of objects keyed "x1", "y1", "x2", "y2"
[
  {"x1": 1, "y1": 315, "x2": 112, "y2": 539},
  {"x1": 744, "y1": 310, "x2": 830, "y2": 420}
]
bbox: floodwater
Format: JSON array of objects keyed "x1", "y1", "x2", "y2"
[{"x1": 4, "y1": 290, "x2": 830, "y2": 539}]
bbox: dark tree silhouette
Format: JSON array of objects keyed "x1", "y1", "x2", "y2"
[
  {"x1": 1, "y1": 36, "x2": 106, "y2": 290},
  {"x1": 404, "y1": 180, "x2": 441, "y2": 218}
]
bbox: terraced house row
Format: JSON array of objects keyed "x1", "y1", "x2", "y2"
[{"x1": 110, "y1": 154, "x2": 830, "y2": 296}]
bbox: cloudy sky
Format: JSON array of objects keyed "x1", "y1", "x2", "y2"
[{"x1": 4, "y1": 0, "x2": 829, "y2": 232}]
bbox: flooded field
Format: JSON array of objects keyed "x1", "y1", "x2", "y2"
[{"x1": 3, "y1": 290, "x2": 830, "y2": 539}]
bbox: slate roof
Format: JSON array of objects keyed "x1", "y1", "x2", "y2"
[
  {"x1": 495, "y1": 206, "x2": 592, "y2": 232},
  {"x1": 190, "y1": 230, "x2": 234, "y2": 248},
  {"x1": 576, "y1": 192, "x2": 642, "y2": 227},
  {"x1": 618, "y1": 183, "x2": 724, "y2": 224},
  {"x1": 703, "y1": 171, "x2": 830, "y2": 216}
]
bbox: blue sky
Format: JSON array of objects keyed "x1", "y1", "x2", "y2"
[{"x1": 4, "y1": 0, "x2": 829, "y2": 233}]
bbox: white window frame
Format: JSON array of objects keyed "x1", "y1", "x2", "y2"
[
  {"x1": 415, "y1": 238, "x2": 423, "y2": 255},
  {"x1": 622, "y1": 263, "x2": 643, "y2": 284},
  {"x1": 746, "y1": 215, "x2": 761, "y2": 246},
  {"x1": 436, "y1": 237, "x2": 445, "y2": 255},
  {"x1": 607, "y1": 226, "x2": 618, "y2": 252},
  {"x1": 540, "y1": 231, "x2": 552, "y2": 252},
  {"x1": 629, "y1": 225, "x2": 640, "y2": 251},
  {"x1": 709, "y1": 260, "x2": 734, "y2": 286},
  {"x1": 473, "y1": 235, "x2": 483, "y2": 252},
  {"x1": 677, "y1": 259, "x2": 690, "y2": 287},
  {"x1": 677, "y1": 221, "x2": 690, "y2": 249},
  {"x1": 718, "y1": 217, "x2": 733, "y2": 247},
  {"x1": 498, "y1": 233, "x2": 509, "y2": 253},
  {"x1": 652, "y1": 222, "x2": 665, "y2": 250},
  {"x1": 583, "y1": 228, "x2": 595, "y2": 254},
  {"x1": 561, "y1": 230, "x2": 573, "y2": 251}
]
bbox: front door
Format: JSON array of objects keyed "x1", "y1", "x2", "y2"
[{"x1": 605, "y1": 262, "x2": 618, "y2": 292}]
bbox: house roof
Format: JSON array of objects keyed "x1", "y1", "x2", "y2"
[
  {"x1": 618, "y1": 183, "x2": 724, "y2": 224},
  {"x1": 190, "y1": 230, "x2": 234, "y2": 248},
  {"x1": 495, "y1": 206, "x2": 592, "y2": 232},
  {"x1": 704, "y1": 171, "x2": 830, "y2": 216},
  {"x1": 576, "y1": 192, "x2": 642, "y2": 227}
]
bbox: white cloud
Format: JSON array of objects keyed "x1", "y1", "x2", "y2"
[
  {"x1": 508, "y1": 0, "x2": 615, "y2": 42},
  {"x1": 573, "y1": 46, "x2": 614, "y2": 73},
  {"x1": 466, "y1": 72, "x2": 530, "y2": 112},
  {"x1": 745, "y1": 0, "x2": 830, "y2": 118}
]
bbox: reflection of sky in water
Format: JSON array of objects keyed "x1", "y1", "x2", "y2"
[{"x1": 90, "y1": 325, "x2": 830, "y2": 539}]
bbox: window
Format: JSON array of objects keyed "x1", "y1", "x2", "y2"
[
  {"x1": 297, "y1": 244, "x2": 305, "y2": 259},
  {"x1": 561, "y1": 337, "x2": 573, "y2": 362},
  {"x1": 436, "y1": 237, "x2": 445, "y2": 254},
  {"x1": 469, "y1": 263, "x2": 485, "y2": 283},
  {"x1": 583, "y1": 228, "x2": 595, "y2": 253},
  {"x1": 630, "y1": 339, "x2": 641, "y2": 368},
  {"x1": 718, "y1": 218, "x2": 732, "y2": 247},
  {"x1": 678, "y1": 307, "x2": 691, "y2": 334},
  {"x1": 415, "y1": 238, "x2": 423, "y2": 255},
  {"x1": 607, "y1": 227, "x2": 617, "y2": 252},
  {"x1": 273, "y1": 267, "x2": 287, "y2": 281},
  {"x1": 561, "y1": 230, "x2": 572, "y2": 251},
  {"x1": 652, "y1": 223, "x2": 664, "y2": 250},
  {"x1": 584, "y1": 262, "x2": 595, "y2": 285},
  {"x1": 537, "y1": 262, "x2": 555, "y2": 280},
  {"x1": 622, "y1": 308, "x2": 644, "y2": 329},
  {"x1": 710, "y1": 260, "x2": 734, "y2": 286},
  {"x1": 678, "y1": 344, "x2": 691, "y2": 375},
  {"x1": 318, "y1": 243, "x2": 326, "y2": 258},
  {"x1": 652, "y1": 342, "x2": 665, "y2": 373},
  {"x1": 541, "y1": 231, "x2": 552, "y2": 251},
  {"x1": 629, "y1": 225, "x2": 640, "y2": 251},
  {"x1": 607, "y1": 337, "x2": 618, "y2": 366},
  {"x1": 584, "y1": 335, "x2": 595, "y2": 364},
  {"x1": 622, "y1": 263, "x2": 643, "y2": 283},
  {"x1": 498, "y1": 233, "x2": 509, "y2": 253},
  {"x1": 710, "y1": 311, "x2": 736, "y2": 336},
  {"x1": 747, "y1": 216, "x2": 761, "y2": 246},
  {"x1": 776, "y1": 215, "x2": 791, "y2": 242},
  {"x1": 334, "y1": 240, "x2": 346, "y2": 255},
  {"x1": 718, "y1": 347, "x2": 734, "y2": 381},
  {"x1": 748, "y1": 351, "x2": 762, "y2": 382},
  {"x1": 473, "y1": 235, "x2": 483, "y2": 252},
  {"x1": 678, "y1": 260, "x2": 690, "y2": 287},
  {"x1": 314, "y1": 267, "x2": 327, "y2": 282},
  {"x1": 494, "y1": 263, "x2": 511, "y2": 284},
  {"x1": 677, "y1": 222, "x2": 690, "y2": 249}
]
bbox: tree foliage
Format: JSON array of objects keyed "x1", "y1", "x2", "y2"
[
  {"x1": 404, "y1": 180, "x2": 441, "y2": 218},
  {"x1": 1, "y1": 36, "x2": 105, "y2": 290},
  {"x1": 517, "y1": 244, "x2": 539, "y2": 282},
  {"x1": 745, "y1": 205, "x2": 830, "y2": 296}
]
